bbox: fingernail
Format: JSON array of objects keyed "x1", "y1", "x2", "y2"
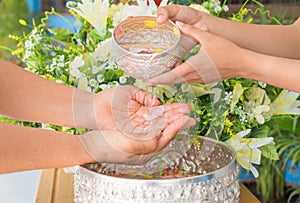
[{"x1": 156, "y1": 14, "x2": 164, "y2": 23}]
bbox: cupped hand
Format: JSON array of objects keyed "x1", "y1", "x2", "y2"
[
  {"x1": 94, "y1": 85, "x2": 194, "y2": 139},
  {"x1": 80, "y1": 113, "x2": 195, "y2": 164},
  {"x1": 149, "y1": 22, "x2": 244, "y2": 85}
]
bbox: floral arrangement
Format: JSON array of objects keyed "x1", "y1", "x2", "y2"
[{"x1": 6, "y1": 0, "x2": 300, "y2": 177}]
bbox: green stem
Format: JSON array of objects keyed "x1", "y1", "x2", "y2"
[{"x1": 0, "y1": 45, "x2": 13, "y2": 53}]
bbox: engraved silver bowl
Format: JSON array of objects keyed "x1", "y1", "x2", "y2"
[
  {"x1": 74, "y1": 136, "x2": 240, "y2": 203},
  {"x1": 112, "y1": 16, "x2": 181, "y2": 81}
]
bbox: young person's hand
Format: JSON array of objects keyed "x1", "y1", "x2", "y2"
[{"x1": 149, "y1": 22, "x2": 244, "y2": 85}]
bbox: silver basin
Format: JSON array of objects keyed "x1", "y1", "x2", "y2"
[{"x1": 74, "y1": 136, "x2": 240, "y2": 203}]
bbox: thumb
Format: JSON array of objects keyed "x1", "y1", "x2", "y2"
[{"x1": 176, "y1": 21, "x2": 211, "y2": 47}]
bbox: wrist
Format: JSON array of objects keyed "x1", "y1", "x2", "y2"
[
  {"x1": 237, "y1": 48, "x2": 266, "y2": 80},
  {"x1": 79, "y1": 131, "x2": 107, "y2": 163},
  {"x1": 74, "y1": 136, "x2": 97, "y2": 164},
  {"x1": 72, "y1": 88, "x2": 98, "y2": 130}
]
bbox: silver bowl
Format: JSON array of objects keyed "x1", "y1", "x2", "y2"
[
  {"x1": 112, "y1": 16, "x2": 181, "y2": 81},
  {"x1": 74, "y1": 136, "x2": 240, "y2": 203}
]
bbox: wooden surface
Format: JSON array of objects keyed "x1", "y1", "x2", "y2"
[
  {"x1": 36, "y1": 168, "x2": 260, "y2": 203},
  {"x1": 36, "y1": 169, "x2": 74, "y2": 203}
]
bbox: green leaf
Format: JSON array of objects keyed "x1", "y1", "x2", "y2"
[
  {"x1": 260, "y1": 141, "x2": 279, "y2": 160},
  {"x1": 252, "y1": 125, "x2": 270, "y2": 138},
  {"x1": 48, "y1": 28, "x2": 74, "y2": 41},
  {"x1": 287, "y1": 188, "x2": 300, "y2": 203},
  {"x1": 89, "y1": 29, "x2": 110, "y2": 41},
  {"x1": 104, "y1": 69, "x2": 123, "y2": 81}
]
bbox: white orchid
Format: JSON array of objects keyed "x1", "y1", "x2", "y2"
[
  {"x1": 181, "y1": 82, "x2": 222, "y2": 103},
  {"x1": 244, "y1": 87, "x2": 272, "y2": 124},
  {"x1": 226, "y1": 129, "x2": 273, "y2": 177},
  {"x1": 230, "y1": 82, "x2": 244, "y2": 112},
  {"x1": 271, "y1": 90, "x2": 300, "y2": 115},
  {"x1": 67, "y1": 0, "x2": 109, "y2": 37}
]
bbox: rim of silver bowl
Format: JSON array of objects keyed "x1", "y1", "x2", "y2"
[
  {"x1": 75, "y1": 136, "x2": 237, "y2": 185},
  {"x1": 112, "y1": 16, "x2": 181, "y2": 58}
]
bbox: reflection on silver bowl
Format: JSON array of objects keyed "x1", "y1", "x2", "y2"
[
  {"x1": 74, "y1": 136, "x2": 240, "y2": 203},
  {"x1": 112, "y1": 16, "x2": 181, "y2": 81}
]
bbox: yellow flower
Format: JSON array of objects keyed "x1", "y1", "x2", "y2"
[
  {"x1": 226, "y1": 129, "x2": 273, "y2": 177},
  {"x1": 19, "y1": 19, "x2": 27, "y2": 26}
]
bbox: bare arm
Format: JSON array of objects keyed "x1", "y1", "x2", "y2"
[
  {"x1": 150, "y1": 21, "x2": 300, "y2": 93},
  {"x1": 157, "y1": 5, "x2": 300, "y2": 59},
  {"x1": 0, "y1": 60, "x2": 94, "y2": 128},
  {"x1": 241, "y1": 48, "x2": 300, "y2": 92},
  {"x1": 0, "y1": 122, "x2": 94, "y2": 173},
  {"x1": 207, "y1": 16, "x2": 300, "y2": 59}
]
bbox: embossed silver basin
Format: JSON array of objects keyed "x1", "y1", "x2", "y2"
[
  {"x1": 112, "y1": 16, "x2": 181, "y2": 81},
  {"x1": 74, "y1": 136, "x2": 240, "y2": 203}
]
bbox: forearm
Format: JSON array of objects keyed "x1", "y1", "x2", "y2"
[
  {"x1": 0, "y1": 122, "x2": 95, "y2": 173},
  {"x1": 207, "y1": 15, "x2": 300, "y2": 59},
  {"x1": 239, "y1": 48, "x2": 300, "y2": 93},
  {"x1": 0, "y1": 61, "x2": 95, "y2": 128}
]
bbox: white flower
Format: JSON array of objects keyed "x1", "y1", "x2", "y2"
[
  {"x1": 226, "y1": 129, "x2": 273, "y2": 177},
  {"x1": 252, "y1": 105, "x2": 270, "y2": 124},
  {"x1": 78, "y1": 77, "x2": 92, "y2": 92},
  {"x1": 258, "y1": 81, "x2": 267, "y2": 88},
  {"x1": 271, "y1": 90, "x2": 300, "y2": 115},
  {"x1": 119, "y1": 75, "x2": 128, "y2": 84},
  {"x1": 214, "y1": 5, "x2": 222, "y2": 13},
  {"x1": 181, "y1": 82, "x2": 221, "y2": 103},
  {"x1": 25, "y1": 40, "x2": 34, "y2": 50},
  {"x1": 97, "y1": 74, "x2": 105, "y2": 83},
  {"x1": 244, "y1": 87, "x2": 272, "y2": 124},
  {"x1": 94, "y1": 38, "x2": 113, "y2": 61},
  {"x1": 70, "y1": 56, "x2": 84, "y2": 78},
  {"x1": 41, "y1": 123, "x2": 55, "y2": 131},
  {"x1": 224, "y1": 91, "x2": 233, "y2": 105},
  {"x1": 67, "y1": 0, "x2": 109, "y2": 37},
  {"x1": 108, "y1": 3, "x2": 124, "y2": 19},
  {"x1": 223, "y1": 5, "x2": 229, "y2": 12},
  {"x1": 99, "y1": 84, "x2": 111, "y2": 90},
  {"x1": 89, "y1": 79, "x2": 98, "y2": 87},
  {"x1": 230, "y1": 82, "x2": 244, "y2": 112},
  {"x1": 92, "y1": 65, "x2": 99, "y2": 74}
]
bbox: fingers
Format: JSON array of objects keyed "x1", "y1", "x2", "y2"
[
  {"x1": 176, "y1": 21, "x2": 212, "y2": 47},
  {"x1": 155, "y1": 115, "x2": 196, "y2": 151},
  {"x1": 156, "y1": 5, "x2": 200, "y2": 25},
  {"x1": 122, "y1": 103, "x2": 192, "y2": 140},
  {"x1": 129, "y1": 86, "x2": 161, "y2": 106},
  {"x1": 179, "y1": 34, "x2": 198, "y2": 57},
  {"x1": 148, "y1": 62, "x2": 197, "y2": 85},
  {"x1": 156, "y1": 4, "x2": 180, "y2": 24}
]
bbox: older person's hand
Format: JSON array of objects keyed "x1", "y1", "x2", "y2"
[{"x1": 74, "y1": 85, "x2": 195, "y2": 140}]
